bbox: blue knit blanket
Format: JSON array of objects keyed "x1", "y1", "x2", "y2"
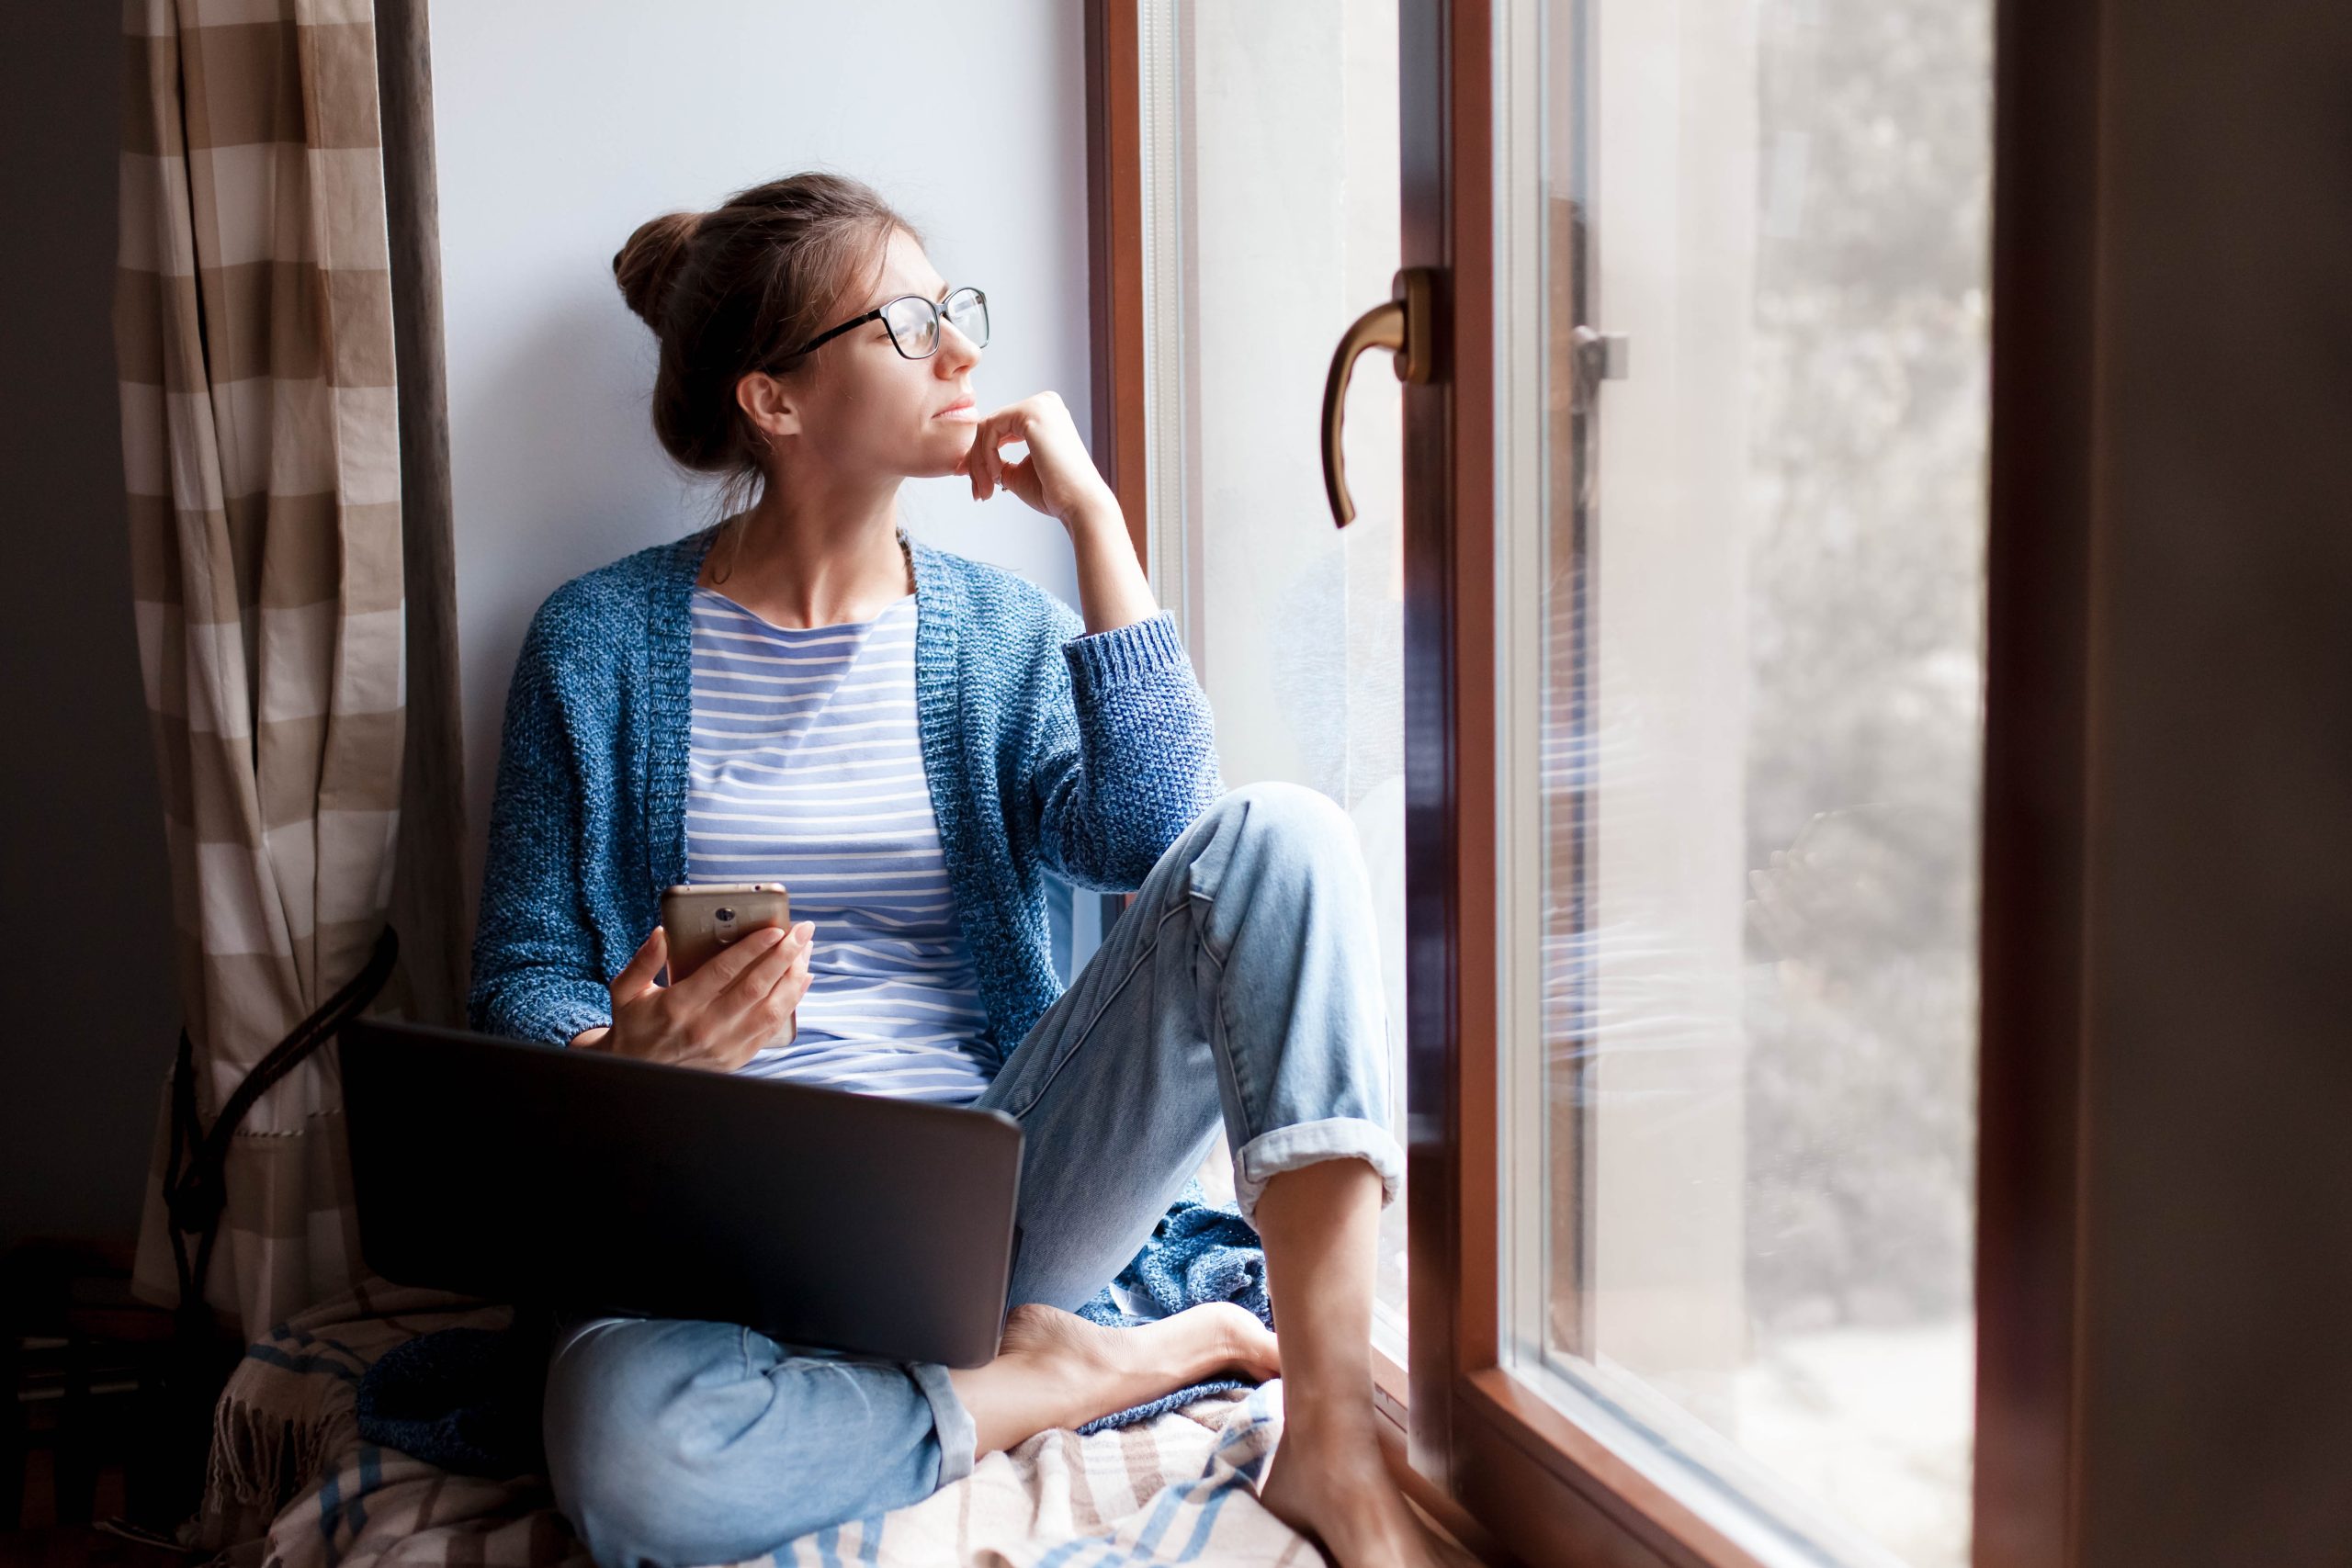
[{"x1": 355, "y1": 1188, "x2": 1270, "y2": 1477}]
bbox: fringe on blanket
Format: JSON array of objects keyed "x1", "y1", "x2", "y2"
[
  {"x1": 207, "y1": 1401, "x2": 336, "y2": 1516},
  {"x1": 186, "y1": 1280, "x2": 513, "y2": 1554},
  {"x1": 190, "y1": 1401, "x2": 332, "y2": 1557}
]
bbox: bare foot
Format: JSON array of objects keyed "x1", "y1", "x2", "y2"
[
  {"x1": 1258, "y1": 1409, "x2": 1455, "y2": 1568},
  {"x1": 1007, "y1": 1300, "x2": 1280, "y2": 1414},
  {"x1": 951, "y1": 1302, "x2": 1281, "y2": 1456}
]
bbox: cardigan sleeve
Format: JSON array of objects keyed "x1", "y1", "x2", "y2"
[
  {"x1": 466, "y1": 593, "x2": 619, "y2": 1044},
  {"x1": 1027, "y1": 602, "x2": 1227, "y2": 891}
]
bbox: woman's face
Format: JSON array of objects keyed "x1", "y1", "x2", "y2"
[{"x1": 756, "y1": 226, "x2": 983, "y2": 484}]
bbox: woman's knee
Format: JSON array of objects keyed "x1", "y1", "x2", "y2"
[
  {"x1": 540, "y1": 1318, "x2": 762, "y2": 1567},
  {"x1": 1209, "y1": 779, "x2": 1361, "y2": 869},
  {"x1": 542, "y1": 1319, "x2": 947, "y2": 1567}
]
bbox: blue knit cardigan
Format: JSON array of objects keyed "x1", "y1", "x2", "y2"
[{"x1": 469, "y1": 520, "x2": 1227, "y2": 1060}]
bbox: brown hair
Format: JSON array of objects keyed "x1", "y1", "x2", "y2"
[{"x1": 613, "y1": 172, "x2": 922, "y2": 523}]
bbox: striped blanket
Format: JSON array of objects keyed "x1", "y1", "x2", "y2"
[{"x1": 185, "y1": 1280, "x2": 1323, "y2": 1567}]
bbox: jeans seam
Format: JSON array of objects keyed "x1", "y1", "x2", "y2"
[
  {"x1": 1012, "y1": 895, "x2": 1193, "y2": 1115},
  {"x1": 1196, "y1": 903, "x2": 1261, "y2": 1135},
  {"x1": 1191, "y1": 877, "x2": 1236, "y2": 969}
]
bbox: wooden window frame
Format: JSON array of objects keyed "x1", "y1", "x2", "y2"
[
  {"x1": 1082, "y1": 0, "x2": 1150, "y2": 574},
  {"x1": 1083, "y1": 1, "x2": 2096, "y2": 1564}
]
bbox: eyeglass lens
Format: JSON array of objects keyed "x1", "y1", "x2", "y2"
[{"x1": 880, "y1": 289, "x2": 989, "y2": 358}]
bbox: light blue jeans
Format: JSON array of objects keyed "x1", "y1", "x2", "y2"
[{"x1": 540, "y1": 781, "x2": 1404, "y2": 1568}]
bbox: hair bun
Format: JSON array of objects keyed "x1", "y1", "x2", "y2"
[{"x1": 613, "y1": 210, "x2": 703, "y2": 329}]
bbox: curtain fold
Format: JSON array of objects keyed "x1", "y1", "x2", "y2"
[{"x1": 114, "y1": 0, "x2": 408, "y2": 1341}]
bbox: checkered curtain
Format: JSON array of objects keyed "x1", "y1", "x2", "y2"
[{"x1": 114, "y1": 0, "x2": 406, "y2": 1340}]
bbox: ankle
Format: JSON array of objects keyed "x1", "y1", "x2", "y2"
[
  {"x1": 1275, "y1": 1393, "x2": 1385, "y2": 1455},
  {"x1": 1039, "y1": 1335, "x2": 1127, "y2": 1427}
]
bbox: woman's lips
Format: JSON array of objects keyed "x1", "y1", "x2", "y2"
[{"x1": 934, "y1": 399, "x2": 978, "y2": 423}]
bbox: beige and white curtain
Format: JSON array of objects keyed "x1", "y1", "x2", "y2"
[{"x1": 115, "y1": 0, "x2": 407, "y2": 1341}]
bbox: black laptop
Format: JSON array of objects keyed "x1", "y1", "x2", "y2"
[{"x1": 338, "y1": 1019, "x2": 1024, "y2": 1367}]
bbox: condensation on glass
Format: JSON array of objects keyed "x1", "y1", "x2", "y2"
[
  {"x1": 1135, "y1": 0, "x2": 1411, "y2": 1352},
  {"x1": 1494, "y1": 2, "x2": 1991, "y2": 1566}
]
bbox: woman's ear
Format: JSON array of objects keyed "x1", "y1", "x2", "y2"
[{"x1": 735, "y1": 370, "x2": 803, "y2": 445}]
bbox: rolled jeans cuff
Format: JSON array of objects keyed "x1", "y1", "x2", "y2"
[
  {"x1": 907, "y1": 1359, "x2": 978, "y2": 1486},
  {"x1": 1231, "y1": 1116, "x2": 1406, "y2": 1232}
]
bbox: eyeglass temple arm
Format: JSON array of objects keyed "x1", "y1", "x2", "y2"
[{"x1": 780, "y1": 311, "x2": 878, "y2": 362}]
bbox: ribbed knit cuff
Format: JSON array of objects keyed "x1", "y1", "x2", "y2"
[
  {"x1": 518, "y1": 986, "x2": 613, "y2": 1048},
  {"x1": 1061, "y1": 610, "x2": 1193, "y2": 701}
]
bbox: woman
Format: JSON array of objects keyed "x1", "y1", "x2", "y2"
[{"x1": 470, "y1": 173, "x2": 1441, "y2": 1568}]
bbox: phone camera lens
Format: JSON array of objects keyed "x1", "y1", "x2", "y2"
[{"x1": 715, "y1": 906, "x2": 736, "y2": 924}]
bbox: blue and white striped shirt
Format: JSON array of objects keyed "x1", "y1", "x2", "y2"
[{"x1": 684, "y1": 585, "x2": 996, "y2": 1101}]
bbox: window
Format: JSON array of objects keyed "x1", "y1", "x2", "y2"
[
  {"x1": 1490, "y1": 2, "x2": 1991, "y2": 1563},
  {"x1": 1091, "y1": 0, "x2": 2018, "y2": 1560},
  {"x1": 1090, "y1": 1, "x2": 2352, "y2": 1563}
]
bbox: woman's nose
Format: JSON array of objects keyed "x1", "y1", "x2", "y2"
[{"x1": 937, "y1": 322, "x2": 981, "y2": 373}]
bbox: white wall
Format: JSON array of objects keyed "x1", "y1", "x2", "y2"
[{"x1": 429, "y1": 0, "x2": 1102, "y2": 964}]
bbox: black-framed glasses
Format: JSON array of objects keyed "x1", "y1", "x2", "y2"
[{"x1": 776, "y1": 286, "x2": 989, "y2": 365}]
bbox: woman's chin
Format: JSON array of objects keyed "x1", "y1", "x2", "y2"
[{"x1": 910, "y1": 428, "x2": 979, "y2": 479}]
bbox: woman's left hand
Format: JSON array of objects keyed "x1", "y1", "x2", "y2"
[{"x1": 953, "y1": 391, "x2": 1117, "y2": 526}]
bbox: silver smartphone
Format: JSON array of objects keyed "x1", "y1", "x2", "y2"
[{"x1": 659, "y1": 882, "x2": 796, "y2": 1043}]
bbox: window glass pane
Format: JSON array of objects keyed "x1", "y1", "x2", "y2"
[
  {"x1": 1136, "y1": 0, "x2": 1410, "y2": 1351},
  {"x1": 1496, "y1": 1, "x2": 1991, "y2": 1563}
]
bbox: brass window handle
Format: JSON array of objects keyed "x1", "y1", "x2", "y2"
[{"x1": 1321, "y1": 266, "x2": 1437, "y2": 527}]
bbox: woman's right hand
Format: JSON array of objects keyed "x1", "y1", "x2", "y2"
[{"x1": 578, "y1": 921, "x2": 814, "y2": 1072}]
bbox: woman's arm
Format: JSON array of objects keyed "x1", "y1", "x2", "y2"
[
  {"x1": 956, "y1": 390, "x2": 1163, "y2": 638},
  {"x1": 1064, "y1": 495, "x2": 1160, "y2": 637},
  {"x1": 467, "y1": 592, "x2": 618, "y2": 1044},
  {"x1": 957, "y1": 389, "x2": 1227, "y2": 885},
  {"x1": 1027, "y1": 590, "x2": 1227, "y2": 892}
]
